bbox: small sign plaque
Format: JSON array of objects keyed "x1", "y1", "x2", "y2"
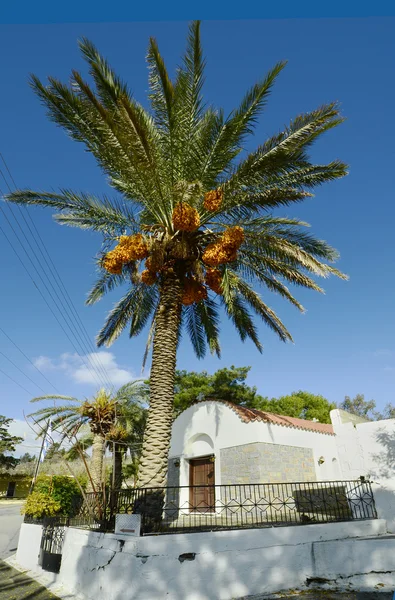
[{"x1": 115, "y1": 514, "x2": 141, "y2": 536}]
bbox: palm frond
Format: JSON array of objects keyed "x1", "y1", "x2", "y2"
[
  {"x1": 86, "y1": 270, "x2": 127, "y2": 306},
  {"x1": 194, "y1": 297, "x2": 221, "y2": 357},
  {"x1": 200, "y1": 61, "x2": 286, "y2": 183},
  {"x1": 6, "y1": 190, "x2": 138, "y2": 235},
  {"x1": 183, "y1": 302, "x2": 207, "y2": 359},
  {"x1": 221, "y1": 270, "x2": 263, "y2": 351},
  {"x1": 97, "y1": 284, "x2": 158, "y2": 347}
]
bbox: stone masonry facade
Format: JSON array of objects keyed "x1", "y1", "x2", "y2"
[{"x1": 220, "y1": 442, "x2": 317, "y2": 484}]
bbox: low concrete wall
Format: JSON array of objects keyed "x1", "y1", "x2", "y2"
[
  {"x1": 16, "y1": 519, "x2": 394, "y2": 600},
  {"x1": 61, "y1": 520, "x2": 387, "y2": 600},
  {"x1": 16, "y1": 523, "x2": 43, "y2": 572}
]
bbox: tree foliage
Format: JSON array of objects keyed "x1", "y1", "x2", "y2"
[
  {"x1": 19, "y1": 452, "x2": 36, "y2": 463},
  {"x1": 339, "y1": 394, "x2": 395, "y2": 421},
  {"x1": 173, "y1": 367, "x2": 335, "y2": 423},
  {"x1": 23, "y1": 474, "x2": 83, "y2": 518},
  {"x1": 5, "y1": 21, "x2": 348, "y2": 359},
  {"x1": 44, "y1": 442, "x2": 66, "y2": 461},
  {"x1": 5, "y1": 21, "x2": 348, "y2": 485},
  {"x1": 0, "y1": 416, "x2": 23, "y2": 470}
]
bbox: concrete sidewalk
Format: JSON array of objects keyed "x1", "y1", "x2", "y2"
[{"x1": 0, "y1": 560, "x2": 60, "y2": 599}]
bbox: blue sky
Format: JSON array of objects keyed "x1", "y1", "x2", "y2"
[{"x1": 0, "y1": 18, "x2": 394, "y2": 451}]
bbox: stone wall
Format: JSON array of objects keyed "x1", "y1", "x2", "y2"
[
  {"x1": 167, "y1": 458, "x2": 180, "y2": 487},
  {"x1": 220, "y1": 442, "x2": 317, "y2": 484}
]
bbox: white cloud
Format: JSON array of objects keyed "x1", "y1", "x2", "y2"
[
  {"x1": 34, "y1": 355, "x2": 58, "y2": 370},
  {"x1": 8, "y1": 419, "x2": 72, "y2": 457},
  {"x1": 33, "y1": 351, "x2": 135, "y2": 387},
  {"x1": 8, "y1": 419, "x2": 42, "y2": 457}
]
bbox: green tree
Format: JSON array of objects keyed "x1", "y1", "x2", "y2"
[
  {"x1": 269, "y1": 391, "x2": 336, "y2": 423},
  {"x1": 66, "y1": 381, "x2": 147, "y2": 489},
  {"x1": 339, "y1": 394, "x2": 379, "y2": 421},
  {"x1": 6, "y1": 21, "x2": 348, "y2": 486},
  {"x1": 19, "y1": 452, "x2": 36, "y2": 463},
  {"x1": 174, "y1": 366, "x2": 269, "y2": 415},
  {"x1": 44, "y1": 442, "x2": 66, "y2": 461},
  {"x1": 30, "y1": 382, "x2": 146, "y2": 491},
  {"x1": 0, "y1": 416, "x2": 23, "y2": 470},
  {"x1": 173, "y1": 369, "x2": 335, "y2": 423},
  {"x1": 23, "y1": 475, "x2": 82, "y2": 518},
  {"x1": 28, "y1": 389, "x2": 117, "y2": 491}
]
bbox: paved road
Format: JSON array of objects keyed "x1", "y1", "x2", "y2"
[{"x1": 0, "y1": 501, "x2": 24, "y2": 559}]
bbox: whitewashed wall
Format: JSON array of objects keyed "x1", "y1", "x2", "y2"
[
  {"x1": 331, "y1": 410, "x2": 395, "y2": 482},
  {"x1": 169, "y1": 401, "x2": 340, "y2": 492},
  {"x1": 331, "y1": 409, "x2": 395, "y2": 531},
  {"x1": 14, "y1": 519, "x2": 389, "y2": 600}
]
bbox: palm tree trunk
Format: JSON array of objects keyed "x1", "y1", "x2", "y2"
[
  {"x1": 137, "y1": 270, "x2": 182, "y2": 488},
  {"x1": 113, "y1": 444, "x2": 123, "y2": 490},
  {"x1": 88, "y1": 433, "x2": 105, "y2": 492}
]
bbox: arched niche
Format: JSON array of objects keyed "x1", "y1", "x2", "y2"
[{"x1": 185, "y1": 433, "x2": 214, "y2": 458}]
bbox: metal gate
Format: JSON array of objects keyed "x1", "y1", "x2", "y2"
[{"x1": 38, "y1": 517, "x2": 68, "y2": 573}]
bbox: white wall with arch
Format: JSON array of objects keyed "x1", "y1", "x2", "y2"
[{"x1": 169, "y1": 401, "x2": 341, "y2": 485}]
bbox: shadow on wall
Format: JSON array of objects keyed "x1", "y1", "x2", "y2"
[
  {"x1": 65, "y1": 526, "x2": 311, "y2": 600},
  {"x1": 59, "y1": 519, "x2": 391, "y2": 600},
  {"x1": 370, "y1": 426, "x2": 395, "y2": 480}
]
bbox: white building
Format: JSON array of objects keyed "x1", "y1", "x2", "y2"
[{"x1": 168, "y1": 400, "x2": 395, "y2": 510}]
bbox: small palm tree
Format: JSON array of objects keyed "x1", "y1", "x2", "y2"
[
  {"x1": 29, "y1": 383, "x2": 145, "y2": 491},
  {"x1": 7, "y1": 21, "x2": 348, "y2": 487},
  {"x1": 65, "y1": 382, "x2": 147, "y2": 489},
  {"x1": 30, "y1": 389, "x2": 116, "y2": 491}
]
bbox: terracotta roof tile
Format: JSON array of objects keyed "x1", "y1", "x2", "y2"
[{"x1": 203, "y1": 399, "x2": 334, "y2": 435}]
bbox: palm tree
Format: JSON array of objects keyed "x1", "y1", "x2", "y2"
[
  {"x1": 65, "y1": 382, "x2": 147, "y2": 489},
  {"x1": 30, "y1": 383, "x2": 145, "y2": 491},
  {"x1": 30, "y1": 389, "x2": 116, "y2": 491},
  {"x1": 6, "y1": 21, "x2": 348, "y2": 487}
]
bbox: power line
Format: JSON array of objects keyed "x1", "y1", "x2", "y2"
[
  {"x1": 0, "y1": 153, "x2": 113, "y2": 388},
  {"x1": 0, "y1": 350, "x2": 47, "y2": 394},
  {"x1": 0, "y1": 204, "x2": 103, "y2": 389},
  {"x1": 0, "y1": 184, "x2": 109, "y2": 389},
  {"x1": 0, "y1": 162, "x2": 112, "y2": 389},
  {"x1": 0, "y1": 326, "x2": 60, "y2": 394},
  {"x1": 0, "y1": 366, "x2": 34, "y2": 395}
]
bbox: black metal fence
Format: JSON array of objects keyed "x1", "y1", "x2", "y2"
[
  {"x1": 69, "y1": 479, "x2": 377, "y2": 535},
  {"x1": 38, "y1": 517, "x2": 69, "y2": 573}
]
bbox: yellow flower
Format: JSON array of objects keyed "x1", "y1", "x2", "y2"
[
  {"x1": 222, "y1": 226, "x2": 244, "y2": 250},
  {"x1": 172, "y1": 203, "x2": 200, "y2": 232},
  {"x1": 141, "y1": 269, "x2": 157, "y2": 285},
  {"x1": 182, "y1": 277, "x2": 208, "y2": 305},
  {"x1": 205, "y1": 269, "x2": 223, "y2": 295},
  {"x1": 203, "y1": 189, "x2": 223, "y2": 211}
]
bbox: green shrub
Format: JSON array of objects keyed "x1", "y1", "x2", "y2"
[
  {"x1": 22, "y1": 491, "x2": 61, "y2": 518},
  {"x1": 23, "y1": 475, "x2": 82, "y2": 518}
]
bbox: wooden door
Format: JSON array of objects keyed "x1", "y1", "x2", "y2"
[{"x1": 189, "y1": 456, "x2": 215, "y2": 512}]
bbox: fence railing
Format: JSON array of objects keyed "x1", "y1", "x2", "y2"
[{"x1": 69, "y1": 479, "x2": 377, "y2": 535}]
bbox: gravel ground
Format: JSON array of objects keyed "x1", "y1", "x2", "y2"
[{"x1": 0, "y1": 560, "x2": 61, "y2": 600}]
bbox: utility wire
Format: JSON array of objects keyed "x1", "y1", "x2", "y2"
[
  {"x1": 0, "y1": 198, "x2": 104, "y2": 389},
  {"x1": 0, "y1": 350, "x2": 47, "y2": 394},
  {"x1": 0, "y1": 183, "x2": 109, "y2": 389},
  {"x1": 0, "y1": 366, "x2": 34, "y2": 395},
  {"x1": 0, "y1": 152, "x2": 113, "y2": 388},
  {"x1": 0, "y1": 326, "x2": 60, "y2": 393}
]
